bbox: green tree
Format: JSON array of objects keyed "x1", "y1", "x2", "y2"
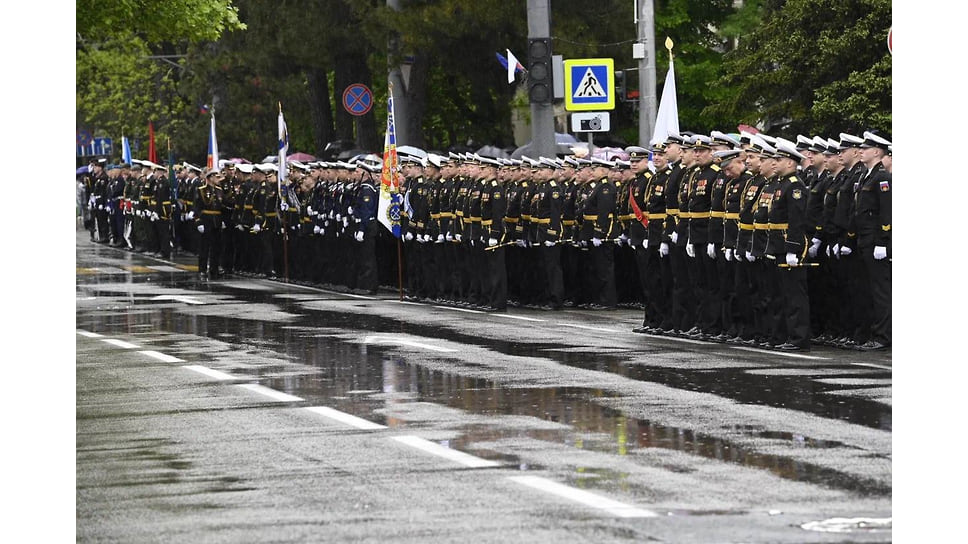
[{"x1": 709, "y1": 0, "x2": 891, "y2": 137}]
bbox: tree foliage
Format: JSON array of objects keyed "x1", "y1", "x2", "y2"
[
  {"x1": 709, "y1": 0, "x2": 891, "y2": 137},
  {"x1": 76, "y1": 0, "x2": 891, "y2": 165}
]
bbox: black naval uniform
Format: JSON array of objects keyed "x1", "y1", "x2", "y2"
[
  {"x1": 767, "y1": 172, "x2": 810, "y2": 350},
  {"x1": 579, "y1": 177, "x2": 617, "y2": 308},
  {"x1": 194, "y1": 180, "x2": 224, "y2": 278},
  {"x1": 533, "y1": 176, "x2": 564, "y2": 309},
  {"x1": 853, "y1": 162, "x2": 892, "y2": 347}
]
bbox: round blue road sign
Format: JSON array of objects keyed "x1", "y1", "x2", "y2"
[{"x1": 342, "y1": 84, "x2": 374, "y2": 117}]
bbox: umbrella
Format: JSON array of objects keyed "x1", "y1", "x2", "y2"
[
  {"x1": 337, "y1": 148, "x2": 368, "y2": 160},
  {"x1": 287, "y1": 152, "x2": 316, "y2": 162},
  {"x1": 229, "y1": 157, "x2": 252, "y2": 164},
  {"x1": 592, "y1": 147, "x2": 629, "y2": 161},
  {"x1": 475, "y1": 145, "x2": 510, "y2": 159},
  {"x1": 555, "y1": 132, "x2": 579, "y2": 144},
  {"x1": 510, "y1": 142, "x2": 577, "y2": 159},
  {"x1": 76, "y1": 165, "x2": 90, "y2": 175}
]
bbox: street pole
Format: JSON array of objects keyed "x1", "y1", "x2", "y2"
[
  {"x1": 387, "y1": 0, "x2": 409, "y2": 146},
  {"x1": 637, "y1": 0, "x2": 657, "y2": 146},
  {"x1": 527, "y1": 0, "x2": 556, "y2": 158}
]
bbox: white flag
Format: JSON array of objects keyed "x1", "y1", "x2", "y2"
[
  {"x1": 651, "y1": 61, "x2": 680, "y2": 146},
  {"x1": 507, "y1": 49, "x2": 520, "y2": 84}
]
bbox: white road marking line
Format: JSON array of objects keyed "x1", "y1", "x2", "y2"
[
  {"x1": 395, "y1": 301, "x2": 423, "y2": 306},
  {"x1": 341, "y1": 293, "x2": 376, "y2": 300},
  {"x1": 151, "y1": 295, "x2": 205, "y2": 305},
  {"x1": 391, "y1": 435, "x2": 500, "y2": 468},
  {"x1": 101, "y1": 338, "x2": 140, "y2": 349},
  {"x1": 434, "y1": 305, "x2": 484, "y2": 314},
  {"x1": 558, "y1": 323, "x2": 622, "y2": 334},
  {"x1": 182, "y1": 365, "x2": 237, "y2": 381},
  {"x1": 731, "y1": 346, "x2": 827, "y2": 360},
  {"x1": 849, "y1": 362, "x2": 892, "y2": 370},
  {"x1": 305, "y1": 406, "x2": 387, "y2": 430},
  {"x1": 147, "y1": 265, "x2": 183, "y2": 272},
  {"x1": 364, "y1": 335, "x2": 458, "y2": 353},
  {"x1": 508, "y1": 475, "x2": 657, "y2": 518},
  {"x1": 492, "y1": 314, "x2": 546, "y2": 322},
  {"x1": 138, "y1": 350, "x2": 184, "y2": 363},
  {"x1": 76, "y1": 330, "x2": 103, "y2": 338},
  {"x1": 235, "y1": 384, "x2": 304, "y2": 402}
]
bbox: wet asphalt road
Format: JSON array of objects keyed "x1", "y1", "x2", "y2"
[{"x1": 76, "y1": 231, "x2": 892, "y2": 543}]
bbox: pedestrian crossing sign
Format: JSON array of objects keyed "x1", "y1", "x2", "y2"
[{"x1": 564, "y1": 58, "x2": 615, "y2": 111}]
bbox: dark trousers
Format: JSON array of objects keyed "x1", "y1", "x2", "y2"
[
  {"x1": 778, "y1": 265, "x2": 811, "y2": 348},
  {"x1": 861, "y1": 249, "x2": 891, "y2": 345},
  {"x1": 197, "y1": 225, "x2": 221, "y2": 275},
  {"x1": 155, "y1": 220, "x2": 171, "y2": 258},
  {"x1": 591, "y1": 243, "x2": 617, "y2": 307},
  {"x1": 484, "y1": 246, "x2": 507, "y2": 310},
  {"x1": 670, "y1": 245, "x2": 694, "y2": 331},
  {"x1": 540, "y1": 244, "x2": 564, "y2": 308}
]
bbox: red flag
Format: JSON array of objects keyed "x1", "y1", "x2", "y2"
[{"x1": 148, "y1": 121, "x2": 157, "y2": 164}]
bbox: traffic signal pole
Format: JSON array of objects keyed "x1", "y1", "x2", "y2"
[
  {"x1": 637, "y1": 0, "x2": 657, "y2": 146},
  {"x1": 527, "y1": 0, "x2": 556, "y2": 158}
]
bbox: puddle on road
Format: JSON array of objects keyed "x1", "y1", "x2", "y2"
[{"x1": 77, "y1": 274, "x2": 891, "y2": 497}]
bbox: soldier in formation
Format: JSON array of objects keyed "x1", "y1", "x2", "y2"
[{"x1": 86, "y1": 129, "x2": 890, "y2": 351}]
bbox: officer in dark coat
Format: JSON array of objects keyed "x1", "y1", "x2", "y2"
[
  {"x1": 194, "y1": 168, "x2": 224, "y2": 280},
  {"x1": 766, "y1": 139, "x2": 811, "y2": 351},
  {"x1": 578, "y1": 157, "x2": 618, "y2": 309},
  {"x1": 853, "y1": 131, "x2": 892, "y2": 350}
]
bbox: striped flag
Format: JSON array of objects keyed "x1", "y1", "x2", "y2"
[
  {"x1": 207, "y1": 114, "x2": 219, "y2": 171},
  {"x1": 278, "y1": 106, "x2": 289, "y2": 187},
  {"x1": 121, "y1": 134, "x2": 132, "y2": 165},
  {"x1": 378, "y1": 85, "x2": 402, "y2": 238}
]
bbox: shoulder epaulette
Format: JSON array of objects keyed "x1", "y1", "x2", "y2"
[{"x1": 710, "y1": 164, "x2": 721, "y2": 172}]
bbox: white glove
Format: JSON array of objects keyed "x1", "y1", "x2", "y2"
[
  {"x1": 405, "y1": 231, "x2": 414, "y2": 241},
  {"x1": 237, "y1": 224, "x2": 245, "y2": 231},
  {"x1": 329, "y1": 211, "x2": 335, "y2": 219},
  {"x1": 515, "y1": 239, "x2": 527, "y2": 248},
  {"x1": 445, "y1": 232, "x2": 453, "y2": 242},
  {"x1": 686, "y1": 243, "x2": 695, "y2": 258},
  {"x1": 591, "y1": 237, "x2": 602, "y2": 247},
  {"x1": 832, "y1": 243, "x2": 840, "y2": 258},
  {"x1": 786, "y1": 252, "x2": 798, "y2": 266},
  {"x1": 342, "y1": 217, "x2": 349, "y2": 228},
  {"x1": 197, "y1": 224, "x2": 205, "y2": 234},
  {"x1": 707, "y1": 243, "x2": 716, "y2": 260},
  {"x1": 336, "y1": 213, "x2": 341, "y2": 221},
  {"x1": 281, "y1": 202, "x2": 289, "y2": 212},
  {"x1": 840, "y1": 245, "x2": 852, "y2": 256},
  {"x1": 544, "y1": 240, "x2": 556, "y2": 247},
  {"x1": 153, "y1": 212, "x2": 160, "y2": 221},
  {"x1": 641, "y1": 239, "x2": 649, "y2": 250},
  {"x1": 355, "y1": 231, "x2": 364, "y2": 242},
  {"x1": 187, "y1": 211, "x2": 195, "y2": 220},
  {"x1": 488, "y1": 237, "x2": 498, "y2": 247},
  {"x1": 659, "y1": 242, "x2": 669, "y2": 257},
  {"x1": 347, "y1": 206, "x2": 354, "y2": 216},
  {"x1": 307, "y1": 206, "x2": 314, "y2": 216},
  {"x1": 809, "y1": 237, "x2": 822, "y2": 258},
  {"x1": 313, "y1": 225, "x2": 321, "y2": 235},
  {"x1": 746, "y1": 250, "x2": 756, "y2": 262},
  {"x1": 415, "y1": 234, "x2": 425, "y2": 243},
  {"x1": 455, "y1": 233, "x2": 462, "y2": 243},
  {"x1": 98, "y1": 205, "x2": 104, "y2": 210},
  {"x1": 826, "y1": 245, "x2": 832, "y2": 258},
  {"x1": 251, "y1": 223, "x2": 261, "y2": 233},
  {"x1": 180, "y1": 213, "x2": 186, "y2": 221},
  {"x1": 873, "y1": 246, "x2": 887, "y2": 260},
  {"x1": 670, "y1": 231, "x2": 679, "y2": 244},
  {"x1": 436, "y1": 234, "x2": 444, "y2": 244},
  {"x1": 725, "y1": 248, "x2": 733, "y2": 261},
  {"x1": 222, "y1": 222, "x2": 227, "y2": 229},
  {"x1": 619, "y1": 234, "x2": 629, "y2": 245}
]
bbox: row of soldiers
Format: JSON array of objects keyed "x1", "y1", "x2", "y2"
[{"x1": 80, "y1": 128, "x2": 891, "y2": 353}]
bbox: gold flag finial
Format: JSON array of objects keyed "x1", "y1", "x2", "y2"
[{"x1": 665, "y1": 37, "x2": 674, "y2": 62}]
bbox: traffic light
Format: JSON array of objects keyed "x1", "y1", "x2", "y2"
[
  {"x1": 527, "y1": 38, "x2": 553, "y2": 104},
  {"x1": 615, "y1": 70, "x2": 626, "y2": 102}
]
